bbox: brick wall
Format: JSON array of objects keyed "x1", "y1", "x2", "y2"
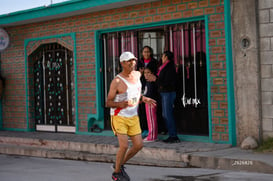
[
  {"x1": 259, "y1": 0, "x2": 273, "y2": 138},
  {"x1": 1, "y1": 0, "x2": 228, "y2": 142}
]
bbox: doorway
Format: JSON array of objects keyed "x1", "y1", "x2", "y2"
[
  {"x1": 101, "y1": 21, "x2": 209, "y2": 136},
  {"x1": 30, "y1": 43, "x2": 75, "y2": 132}
]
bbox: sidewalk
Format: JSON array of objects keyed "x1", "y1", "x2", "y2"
[{"x1": 0, "y1": 131, "x2": 272, "y2": 174}]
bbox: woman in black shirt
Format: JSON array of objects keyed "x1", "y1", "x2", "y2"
[{"x1": 147, "y1": 51, "x2": 180, "y2": 143}]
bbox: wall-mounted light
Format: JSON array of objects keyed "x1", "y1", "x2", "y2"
[{"x1": 241, "y1": 37, "x2": 250, "y2": 49}]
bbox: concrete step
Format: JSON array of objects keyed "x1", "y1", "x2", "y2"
[
  {"x1": 190, "y1": 148, "x2": 273, "y2": 174},
  {"x1": 0, "y1": 136, "x2": 189, "y2": 164},
  {"x1": 0, "y1": 136, "x2": 118, "y2": 154},
  {"x1": 1, "y1": 135, "x2": 273, "y2": 174},
  {"x1": 0, "y1": 144, "x2": 187, "y2": 168}
]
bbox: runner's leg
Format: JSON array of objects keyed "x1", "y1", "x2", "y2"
[
  {"x1": 115, "y1": 134, "x2": 129, "y2": 173},
  {"x1": 122, "y1": 134, "x2": 143, "y2": 164}
]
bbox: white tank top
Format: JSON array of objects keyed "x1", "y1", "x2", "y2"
[{"x1": 110, "y1": 74, "x2": 142, "y2": 117}]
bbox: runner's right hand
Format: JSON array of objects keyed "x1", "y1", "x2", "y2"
[{"x1": 117, "y1": 101, "x2": 129, "y2": 108}]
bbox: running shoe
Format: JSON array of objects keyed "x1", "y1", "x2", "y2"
[
  {"x1": 143, "y1": 138, "x2": 156, "y2": 142},
  {"x1": 112, "y1": 172, "x2": 127, "y2": 181},
  {"x1": 112, "y1": 164, "x2": 130, "y2": 181},
  {"x1": 163, "y1": 136, "x2": 180, "y2": 143}
]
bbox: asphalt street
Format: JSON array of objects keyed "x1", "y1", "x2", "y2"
[{"x1": 0, "y1": 154, "x2": 273, "y2": 181}]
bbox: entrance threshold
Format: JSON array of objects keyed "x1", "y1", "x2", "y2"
[
  {"x1": 76, "y1": 130, "x2": 210, "y2": 143},
  {"x1": 36, "y1": 125, "x2": 75, "y2": 133},
  {"x1": 158, "y1": 134, "x2": 210, "y2": 143},
  {"x1": 36, "y1": 125, "x2": 55, "y2": 132}
]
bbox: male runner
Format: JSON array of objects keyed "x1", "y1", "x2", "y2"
[{"x1": 106, "y1": 51, "x2": 156, "y2": 181}]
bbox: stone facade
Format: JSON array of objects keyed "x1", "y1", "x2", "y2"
[
  {"x1": 232, "y1": 0, "x2": 261, "y2": 144},
  {"x1": 259, "y1": 0, "x2": 273, "y2": 138},
  {"x1": 232, "y1": 0, "x2": 273, "y2": 144}
]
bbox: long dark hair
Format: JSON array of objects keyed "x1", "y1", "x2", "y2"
[
  {"x1": 141, "y1": 45, "x2": 154, "y2": 58},
  {"x1": 163, "y1": 50, "x2": 174, "y2": 62}
]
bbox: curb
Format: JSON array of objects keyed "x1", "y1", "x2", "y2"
[
  {"x1": 1, "y1": 136, "x2": 273, "y2": 174},
  {"x1": 0, "y1": 136, "x2": 188, "y2": 167},
  {"x1": 0, "y1": 144, "x2": 187, "y2": 168},
  {"x1": 189, "y1": 154, "x2": 273, "y2": 174}
]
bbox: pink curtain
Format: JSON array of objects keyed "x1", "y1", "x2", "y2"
[
  {"x1": 121, "y1": 31, "x2": 138, "y2": 55},
  {"x1": 170, "y1": 22, "x2": 206, "y2": 69}
]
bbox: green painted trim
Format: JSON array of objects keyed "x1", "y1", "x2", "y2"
[
  {"x1": 24, "y1": 40, "x2": 30, "y2": 130},
  {"x1": 77, "y1": 131, "x2": 209, "y2": 142},
  {"x1": 205, "y1": 15, "x2": 213, "y2": 143},
  {"x1": 0, "y1": 0, "x2": 143, "y2": 26},
  {"x1": 71, "y1": 33, "x2": 80, "y2": 133},
  {"x1": 178, "y1": 135, "x2": 210, "y2": 143},
  {"x1": 24, "y1": 33, "x2": 75, "y2": 43},
  {"x1": 224, "y1": 0, "x2": 237, "y2": 146},
  {"x1": 98, "y1": 16, "x2": 205, "y2": 34},
  {"x1": 0, "y1": 99, "x2": 2, "y2": 130},
  {"x1": 157, "y1": 134, "x2": 210, "y2": 142},
  {"x1": 76, "y1": 130, "x2": 114, "y2": 137},
  {"x1": 0, "y1": 53, "x2": 2, "y2": 130},
  {"x1": 24, "y1": 32, "x2": 78, "y2": 132}
]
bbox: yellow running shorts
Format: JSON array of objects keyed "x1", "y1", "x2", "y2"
[{"x1": 111, "y1": 115, "x2": 142, "y2": 136}]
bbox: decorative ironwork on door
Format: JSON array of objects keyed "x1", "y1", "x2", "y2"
[{"x1": 32, "y1": 43, "x2": 74, "y2": 132}]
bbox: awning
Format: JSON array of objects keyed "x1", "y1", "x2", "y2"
[{"x1": 0, "y1": 0, "x2": 157, "y2": 27}]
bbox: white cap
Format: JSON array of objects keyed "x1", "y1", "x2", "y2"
[{"x1": 119, "y1": 51, "x2": 137, "y2": 62}]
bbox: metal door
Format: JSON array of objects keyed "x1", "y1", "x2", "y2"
[
  {"x1": 32, "y1": 43, "x2": 74, "y2": 132},
  {"x1": 170, "y1": 22, "x2": 209, "y2": 136}
]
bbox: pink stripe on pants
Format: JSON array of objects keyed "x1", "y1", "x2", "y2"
[{"x1": 145, "y1": 103, "x2": 158, "y2": 140}]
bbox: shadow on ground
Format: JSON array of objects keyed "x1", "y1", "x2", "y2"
[{"x1": 149, "y1": 175, "x2": 221, "y2": 181}]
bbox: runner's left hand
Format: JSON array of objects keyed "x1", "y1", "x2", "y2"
[{"x1": 142, "y1": 96, "x2": 157, "y2": 106}]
